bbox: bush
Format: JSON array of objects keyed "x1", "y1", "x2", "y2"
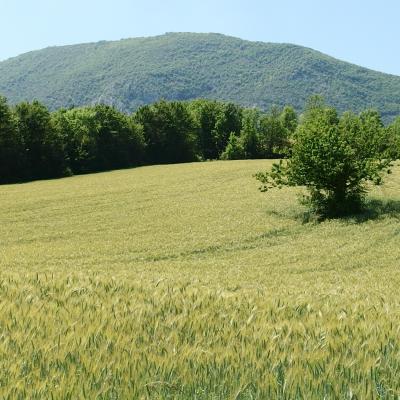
[
  {"x1": 255, "y1": 98, "x2": 395, "y2": 217},
  {"x1": 220, "y1": 133, "x2": 245, "y2": 160}
]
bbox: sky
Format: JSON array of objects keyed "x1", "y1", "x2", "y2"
[{"x1": 1, "y1": 0, "x2": 399, "y2": 75}]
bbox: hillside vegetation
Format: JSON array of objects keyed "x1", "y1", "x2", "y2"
[
  {"x1": 1, "y1": 33, "x2": 400, "y2": 120},
  {"x1": 2, "y1": 94, "x2": 399, "y2": 185},
  {"x1": 1, "y1": 160, "x2": 400, "y2": 398}
]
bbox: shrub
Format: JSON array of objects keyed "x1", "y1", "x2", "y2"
[{"x1": 221, "y1": 133, "x2": 245, "y2": 160}]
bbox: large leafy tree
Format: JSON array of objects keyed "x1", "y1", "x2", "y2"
[
  {"x1": 221, "y1": 106, "x2": 298, "y2": 160},
  {"x1": 52, "y1": 107, "x2": 98, "y2": 173},
  {"x1": 189, "y1": 99, "x2": 221, "y2": 160},
  {"x1": 386, "y1": 116, "x2": 400, "y2": 159},
  {"x1": 91, "y1": 104, "x2": 145, "y2": 171},
  {"x1": 134, "y1": 100, "x2": 196, "y2": 164},
  {"x1": 53, "y1": 105, "x2": 145, "y2": 173},
  {"x1": 256, "y1": 98, "x2": 394, "y2": 217},
  {"x1": 213, "y1": 102, "x2": 243, "y2": 158},
  {"x1": 240, "y1": 108, "x2": 261, "y2": 159},
  {"x1": 258, "y1": 106, "x2": 290, "y2": 158},
  {"x1": 15, "y1": 100, "x2": 65, "y2": 179},
  {"x1": 0, "y1": 96, "x2": 25, "y2": 183},
  {"x1": 280, "y1": 105, "x2": 298, "y2": 135},
  {"x1": 189, "y1": 100, "x2": 244, "y2": 160}
]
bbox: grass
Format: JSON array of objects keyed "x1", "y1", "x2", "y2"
[{"x1": 1, "y1": 159, "x2": 400, "y2": 399}]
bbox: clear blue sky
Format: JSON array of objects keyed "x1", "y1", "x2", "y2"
[{"x1": 1, "y1": 0, "x2": 399, "y2": 75}]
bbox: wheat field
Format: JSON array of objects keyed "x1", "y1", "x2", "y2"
[{"x1": 1, "y1": 160, "x2": 400, "y2": 399}]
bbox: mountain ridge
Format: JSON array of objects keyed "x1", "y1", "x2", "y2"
[{"x1": 0, "y1": 32, "x2": 399, "y2": 121}]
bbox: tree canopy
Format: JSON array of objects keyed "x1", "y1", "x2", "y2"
[{"x1": 0, "y1": 94, "x2": 398, "y2": 189}]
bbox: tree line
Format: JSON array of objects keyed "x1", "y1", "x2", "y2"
[{"x1": 0, "y1": 94, "x2": 399, "y2": 184}]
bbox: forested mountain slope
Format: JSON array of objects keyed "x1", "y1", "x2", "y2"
[{"x1": 1, "y1": 32, "x2": 399, "y2": 120}]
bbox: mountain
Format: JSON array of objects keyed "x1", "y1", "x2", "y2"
[{"x1": 0, "y1": 32, "x2": 399, "y2": 121}]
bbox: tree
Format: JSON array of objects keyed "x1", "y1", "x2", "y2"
[
  {"x1": 213, "y1": 102, "x2": 243, "y2": 158},
  {"x1": 53, "y1": 105, "x2": 145, "y2": 173},
  {"x1": 189, "y1": 100, "x2": 244, "y2": 160},
  {"x1": 259, "y1": 106, "x2": 289, "y2": 158},
  {"x1": 52, "y1": 106, "x2": 99, "y2": 173},
  {"x1": 386, "y1": 116, "x2": 400, "y2": 159},
  {"x1": 134, "y1": 100, "x2": 196, "y2": 164},
  {"x1": 221, "y1": 132, "x2": 245, "y2": 160},
  {"x1": 91, "y1": 104, "x2": 145, "y2": 171},
  {"x1": 15, "y1": 100, "x2": 65, "y2": 179},
  {"x1": 0, "y1": 96, "x2": 25, "y2": 183},
  {"x1": 240, "y1": 108, "x2": 261, "y2": 158},
  {"x1": 188, "y1": 99, "x2": 221, "y2": 160},
  {"x1": 255, "y1": 99, "x2": 394, "y2": 217},
  {"x1": 280, "y1": 106, "x2": 298, "y2": 135}
]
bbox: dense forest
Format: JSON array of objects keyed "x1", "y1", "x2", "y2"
[
  {"x1": 1, "y1": 33, "x2": 400, "y2": 122},
  {"x1": 1, "y1": 94, "x2": 399, "y2": 184}
]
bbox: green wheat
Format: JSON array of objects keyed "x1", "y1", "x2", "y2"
[{"x1": 1, "y1": 160, "x2": 400, "y2": 399}]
